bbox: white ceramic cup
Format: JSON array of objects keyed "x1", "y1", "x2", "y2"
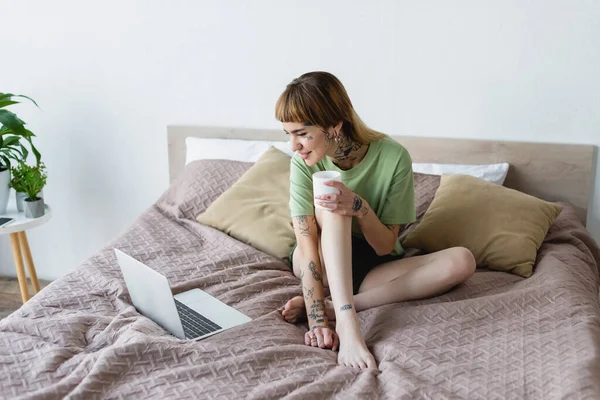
[{"x1": 312, "y1": 171, "x2": 342, "y2": 210}]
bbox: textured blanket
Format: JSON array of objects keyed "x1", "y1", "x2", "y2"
[{"x1": 1, "y1": 160, "x2": 599, "y2": 399}]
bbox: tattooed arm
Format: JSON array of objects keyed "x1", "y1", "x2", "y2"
[
  {"x1": 355, "y1": 202, "x2": 400, "y2": 256},
  {"x1": 292, "y1": 216, "x2": 329, "y2": 329}
]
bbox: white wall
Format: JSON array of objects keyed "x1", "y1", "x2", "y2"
[{"x1": 1, "y1": 0, "x2": 599, "y2": 280}]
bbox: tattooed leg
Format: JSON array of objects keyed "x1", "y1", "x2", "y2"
[{"x1": 318, "y1": 209, "x2": 377, "y2": 370}]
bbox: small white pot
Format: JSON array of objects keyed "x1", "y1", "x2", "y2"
[
  {"x1": 16, "y1": 190, "x2": 43, "y2": 212},
  {"x1": 0, "y1": 169, "x2": 10, "y2": 214},
  {"x1": 16, "y1": 191, "x2": 27, "y2": 212},
  {"x1": 24, "y1": 197, "x2": 45, "y2": 218}
]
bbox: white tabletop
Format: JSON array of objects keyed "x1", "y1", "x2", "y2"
[{"x1": 0, "y1": 203, "x2": 52, "y2": 235}]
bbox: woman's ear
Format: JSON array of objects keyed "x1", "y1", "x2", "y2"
[{"x1": 334, "y1": 121, "x2": 343, "y2": 134}]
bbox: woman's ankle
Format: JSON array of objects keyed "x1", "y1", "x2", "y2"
[{"x1": 335, "y1": 306, "x2": 359, "y2": 325}]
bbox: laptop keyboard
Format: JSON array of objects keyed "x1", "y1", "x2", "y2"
[{"x1": 174, "y1": 299, "x2": 222, "y2": 339}]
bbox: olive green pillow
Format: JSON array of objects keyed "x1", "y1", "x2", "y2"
[
  {"x1": 402, "y1": 174, "x2": 562, "y2": 277},
  {"x1": 196, "y1": 147, "x2": 294, "y2": 263}
]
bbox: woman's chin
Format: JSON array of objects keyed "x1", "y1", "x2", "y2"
[{"x1": 303, "y1": 153, "x2": 321, "y2": 166}]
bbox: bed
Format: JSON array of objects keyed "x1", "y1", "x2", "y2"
[{"x1": 1, "y1": 125, "x2": 599, "y2": 399}]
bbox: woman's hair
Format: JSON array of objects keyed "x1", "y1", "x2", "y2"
[{"x1": 275, "y1": 71, "x2": 385, "y2": 144}]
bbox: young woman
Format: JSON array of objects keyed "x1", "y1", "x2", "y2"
[{"x1": 275, "y1": 71, "x2": 476, "y2": 371}]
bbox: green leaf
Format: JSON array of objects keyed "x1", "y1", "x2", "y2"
[
  {"x1": 11, "y1": 94, "x2": 39, "y2": 108},
  {"x1": 0, "y1": 109, "x2": 26, "y2": 135},
  {"x1": 0, "y1": 100, "x2": 19, "y2": 109},
  {"x1": 0, "y1": 155, "x2": 9, "y2": 170},
  {"x1": 2, "y1": 136, "x2": 19, "y2": 147},
  {"x1": 30, "y1": 142, "x2": 40, "y2": 165},
  {"x1": 6, "y1": 145, "x2": 24, "y2": 158},
  {"x1": 0, "y1": 93, "x2": 38, "y2": 108},
  {"x1": 19, "y1": 143, "x2": 29, "y2": 161},
  {"x1": 22, "y1": 130, "x2": 40, "y2": 164},
  {"x1": 23, "y1": 128, "x2": 36, "y2": 139}
]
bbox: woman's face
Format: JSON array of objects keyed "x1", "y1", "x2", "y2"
[{"x1": 282, "y1": 122, "x2": 338, "y2": 167}]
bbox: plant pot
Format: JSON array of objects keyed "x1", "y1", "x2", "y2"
[
  {"x1": 0, "y1": 169, "x2": 10, "y2": 214},
  {"x1": 24, "y1": 197, "x2": 45, "y2": 218},
  {"x1": 16, "y1": 190, "x2": 43, "y2": 212},
  {"x1": 16, "y1": 191, "x2": 27, "y2": 212}
]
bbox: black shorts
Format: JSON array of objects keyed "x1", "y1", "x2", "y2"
[{"x1": 291, "y1": 236, "x2": 405, "y2": 295}]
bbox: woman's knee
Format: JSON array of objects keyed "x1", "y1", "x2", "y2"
[
  {"x1": 316, "y1": 209, "x2": 352, "y2": 229},
  {"x1": 443, "y1": 247, "x2": 476, "y2": 283}
]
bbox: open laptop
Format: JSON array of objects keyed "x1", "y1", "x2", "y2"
[{"x1": 114, "y1": 248, "x2": 251, "y2": 340}]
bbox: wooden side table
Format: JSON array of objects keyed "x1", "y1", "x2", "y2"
[{"x1": 0, "y1": 203, "x2": 52, "y2": 303}]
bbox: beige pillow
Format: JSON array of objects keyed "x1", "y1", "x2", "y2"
[
  {"x1": 402, "y1": 174, "x2": 562, "y2": 277},
  {"x1": 196, "y1": 147, "x2": 294, "y2": 263}
]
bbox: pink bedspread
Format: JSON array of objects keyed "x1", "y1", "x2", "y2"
[{"x1": 1, "y1": 160, "x2": 599, "y2": 399}]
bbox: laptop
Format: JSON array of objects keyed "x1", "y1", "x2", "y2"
[{"x1": 114, "y1": 248, "x2": 251, "y2": 340}]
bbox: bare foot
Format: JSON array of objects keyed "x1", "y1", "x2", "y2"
[
  {"x1": 281, "y1": 296, "x2": 335, "y2": 323},
  {"x1": 336, "y1": 313, "x2": 378, "y2": 370}
]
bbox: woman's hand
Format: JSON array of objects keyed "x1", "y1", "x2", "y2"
[
  {"x1": 305, "y1": 326, "x2": 339, "y2": 351},
  {"x1": 315, "y1": 181, "x2": 369, "y2": 218}
]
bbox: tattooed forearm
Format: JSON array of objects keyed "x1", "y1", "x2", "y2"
[
  {"x1": 340, "y1": 304, "x2": 353, "y2": 311},
  {"x1": 352, "y1": 196, "x2": 363, "y2": 212},
  {"x1": 385, "y1": 224, "x2": 400, "y2": 236},
  {"x1": 308, "y1": 261, "x2": 322, "y2": 282},
  {"x1": 308, "y1": 299, "x2": 326, "y2": 321},
  {"x1": 303, "y1": 285, "x2": 314, "y2": 300},
  {"x1": 294, "y1": 216, "x2": 316, "y2": 237}
]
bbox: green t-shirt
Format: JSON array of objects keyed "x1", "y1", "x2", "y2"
[{"x1": 289, "y1": 135, "x2": 416, "y2": 256}]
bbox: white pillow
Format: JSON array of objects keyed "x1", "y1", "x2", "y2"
[
  {"x1": 185, "y1": 138, "x2": 509, "y2": 185},
  {"x1": 412, "y1": 162, "x2": 510, "y2": 185},
  {"x1": 185, "y1": 137, "x2": 293, "y2": 164}
]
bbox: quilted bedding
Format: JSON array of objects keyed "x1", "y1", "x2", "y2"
[{"x1": 1, "y1": 160, "x2": 600, "y2": 399}]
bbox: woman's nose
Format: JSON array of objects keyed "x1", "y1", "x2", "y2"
[{"x1": 291, "y1": 137, "x2": 301, "y2": 150}]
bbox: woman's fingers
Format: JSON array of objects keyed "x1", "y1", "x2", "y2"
[
  {"x1": 332, "y1": 333, "x2": 339, "y2": 351},
  {"x1": 315, "y1": 331, "x2": 325, "y2": 348},
  {"x1": 305, "y1": 331, "x2": 313, "y2": 346},
  {"x1": 323, "y1": 180, "x2": 347, "y2": 191},
  {"x1": 306, "y1": 328, "x2": 339, "y2": 350},
  {"x1": 316, "y1": 201, "x2": 338, "y2": 210},
  {"x1": 315, "y1": 194, "x2": 339, "y2": 201},
  {"x1": 323, "y1": 330, "x2": 333, "y2": 348}
]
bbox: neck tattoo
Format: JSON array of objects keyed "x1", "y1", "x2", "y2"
[{"x1": 321, "y1": 128, "x2": 367, "y2": 168}]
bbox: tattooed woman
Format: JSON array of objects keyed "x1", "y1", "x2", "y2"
[{"x1": 275, "y1": 71, "x2": 476, "y2": 370}]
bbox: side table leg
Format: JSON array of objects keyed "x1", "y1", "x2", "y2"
[
  {"x1": 9, "y1": 233, "x2": 29, "y2": 303},
  {"x1": 18, "y1": 231, "x2": 41, "y2": 294}
]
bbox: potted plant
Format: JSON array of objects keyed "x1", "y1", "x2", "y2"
[
  {"x1": 20, "y1": 162, "x2": 47, "y2": 218},
  {"x1": 0, "y1": 93, "x2": 42, "y2": 214},
  {"x1": 9, "y1": 161, "x2": 44, "y2": 212}
]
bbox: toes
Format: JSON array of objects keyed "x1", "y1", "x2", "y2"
[
  {"x1": 367, "y1": 357, "x2": 377, "y2": 370},
  {"x1": 359, "y1": 361, "x2": 367, "y2": 369}
]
